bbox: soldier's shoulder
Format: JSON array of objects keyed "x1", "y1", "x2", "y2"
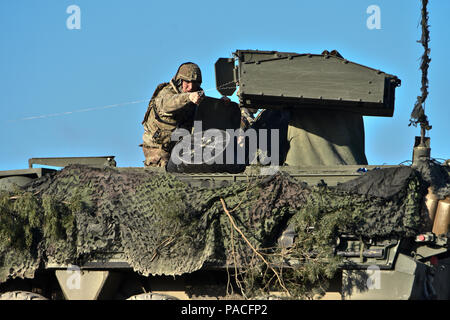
[
  {"x1": 164, "y1": 81, "x2": 178, "y2": 92},
  {"x1": 155, "y1": 82, "x2": 177, "y2": 97},
  {"x1": 153, "y1": 82, "x2": 175, "y2": 98}
]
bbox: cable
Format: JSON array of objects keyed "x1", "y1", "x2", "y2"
[
  {"x1": 8, "y1": 80, "x2": 239, "y2": 122},
  {"x1": 8, "y1": 98, "x2": 150, "y2": 122}
]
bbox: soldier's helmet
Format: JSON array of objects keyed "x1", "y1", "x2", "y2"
[{"x1": 175, "y1": 62, "x2": 202, "y2": 83}]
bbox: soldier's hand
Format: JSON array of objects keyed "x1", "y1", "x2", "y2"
[
  {"x1": 189, "y1": 91, "x2": 204, "y2": 105},
  {"x1": 237, "y1": 135, "x2": 245, "y2": 148}
]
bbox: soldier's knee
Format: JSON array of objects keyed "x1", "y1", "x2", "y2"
[{"x1": 142, "y1": 146, "x2": 169, "y2": 168}]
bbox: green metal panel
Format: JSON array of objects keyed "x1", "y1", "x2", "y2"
[
  {"x1": 28, "y1": 156, "x2": 117, "y2": 168},
  {"x1": 215, "y1": 58, "x2": 236, "y2": 96},
  {"x1": 172, "y1": 165, "x2": 398, "y2": 188},
  {"x1": 241, "y1": 55, "x2": 384, "y2": 101},
  {"x1": 215, "y1": 50, "x2": 401, "y2": 117},
  {"x1": 342, "y1": 254, "x2": 430, "y2": 300},
  {"x1": 239, "y1": 53, "x2": 399, "y2": 116},
  {"x1": 0, "y1": 168, "x2": 56, "y2": 191},
  {"x1": 0, "y1": 167, "x2": 55, "y2": 178}
]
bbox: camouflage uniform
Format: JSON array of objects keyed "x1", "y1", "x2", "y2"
[
  {"x1": 240, "y1": 107, "x2": 257, "y2": 130},
  {"x1": 141, "y1": 63, "x2": 202, "y2": 167}
]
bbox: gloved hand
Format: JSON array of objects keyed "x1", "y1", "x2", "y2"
[{"x1": 189, "y1": 91, "x2": 204, "y2": 105}]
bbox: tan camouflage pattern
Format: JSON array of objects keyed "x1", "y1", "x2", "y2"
[
  {"x1": 142, "y1": 80, "x2": 197, "y2": 167},
  {"x1": 240, "y1": 107, "x2": 256, "y2": 130},
  {"x1": 142, "y1": 145, "x2": 170, "y2": 167},
  {"x1": 175, "y1": 63, "x2": 202, "y2": 83}
]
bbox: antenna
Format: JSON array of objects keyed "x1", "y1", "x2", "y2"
[{"x1": 411, "y1": 0, "x2": 432, "y2": 167}]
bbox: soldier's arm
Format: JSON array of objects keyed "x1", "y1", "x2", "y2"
[{"x1": 155, "y1": 88, "x2": 192, "y2": 114}]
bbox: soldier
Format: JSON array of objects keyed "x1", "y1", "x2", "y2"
[
  {"x1": 240, "y1": 107, "x2": 258, "y2": 131},
  {"x1": 141, "y1": 62, "x2": 204, "y2": 167}
]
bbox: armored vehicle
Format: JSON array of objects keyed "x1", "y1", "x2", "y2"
[{"x1": 1, "y1": 49, "x2": 449, "y2": 300}]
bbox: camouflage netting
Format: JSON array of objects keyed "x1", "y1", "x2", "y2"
[
  {"x1": 1, "y1": 163, "x2": 448, "y2": 298},
  {"x1": 414, "y1": 160, "x2": 450, "y2": 200}
]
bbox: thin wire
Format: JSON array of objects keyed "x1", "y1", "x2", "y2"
[
  {"x1": 9, "y1": 80, "x2": 238, "y2": 122},
  {"x1": 203, "y1": 80, "x2": 236, "y2": 93},
  {"x1": 8, "y1": 98, "x2": 150, "y2": 122}
]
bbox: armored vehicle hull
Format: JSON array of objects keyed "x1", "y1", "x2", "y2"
[
  {"x1": 1, "y1": 49, "x2": 449, "y2": 300},
  {"x1": 1, "y1": 162, "x2": 449, "y2": 300}
]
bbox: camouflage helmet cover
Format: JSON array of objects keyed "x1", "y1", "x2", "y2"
[{"x1": 174, "y1": 62, "x2": 202, "y2": 83}]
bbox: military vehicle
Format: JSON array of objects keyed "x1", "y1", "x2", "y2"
[{"x1": 0, "y1": 49, "x2": 449, "y2": 301}]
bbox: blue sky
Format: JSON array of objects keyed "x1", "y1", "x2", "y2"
[{"x1": 0, "y1": 0, "x2": 448, "y2": 170}]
